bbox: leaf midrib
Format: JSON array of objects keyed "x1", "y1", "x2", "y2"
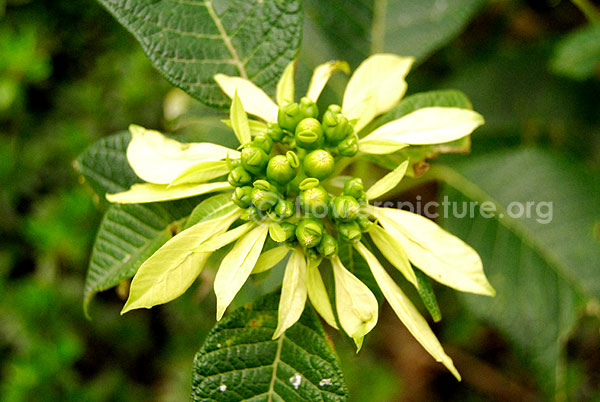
[
  {"x1": 204, "y1": 0, "x2": 248, "y2": 79},
  {"x1": 267, "y1": 332, "x2": 285, "y2": 402}
]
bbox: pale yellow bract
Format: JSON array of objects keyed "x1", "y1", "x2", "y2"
[{"x1": 106, "y1": 53, "x2": 495, "y2": 381}]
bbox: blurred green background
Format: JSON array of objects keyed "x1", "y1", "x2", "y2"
[{"x1": 1, "y1": 0, "x2": 599, "y2": 401}]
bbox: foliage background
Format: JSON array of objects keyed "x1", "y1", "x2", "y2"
[{"x1": 1, "y1": 0, "x2": 599, "y2": 401}]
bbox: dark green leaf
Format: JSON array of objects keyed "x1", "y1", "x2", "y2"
[
  {"x1": 437, "y1": 148, "x2": 600, "y2": 395},
  {"x1": 96, "y1": 0, "x2": 303, "y2": 107},
  {"x1": 191, "y1": 290, "x2": 348, "y2": 402},
  {"x1": 75, "y1": 130, "x2": 139, "y2": 197},
  {"x1": 550, "y1": 24, "x2": 600, "y2": 81},
  {"x1": 414, "y1": 268, "x2": 442, "y2": 322},
  {"x1": 303, "y1": 0, "x2": 484, "y2": 66}
]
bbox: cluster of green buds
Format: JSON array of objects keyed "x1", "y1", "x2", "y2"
[{"x1": 227, "y1": 96, "x2": 372, "y2": 260}]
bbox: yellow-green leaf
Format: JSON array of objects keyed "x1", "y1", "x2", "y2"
[
  {"x1": 168, "y1": 160, "x2": 229, "y2": 187},
  {"x1": 360, "y1": 107, "x2": 484, "y2": 149},
  {"x1": 306, "y1": 60, "x2": 350, "y2": 102},
  {"x1": 354, "y1": 242, "x2": 460, "y2": 380},
  {"x1": 251, "y1": 246, "x2": 290, "y2": 275},
  {"x1": 331, "y1": 255, "x2": 378, "y2": 351},
  {"x1": 366, "y1": 160, "x2": 409, "y2": 200},
  {"x1": 195, "y1": 222, "x2": 255, "y2": 252},
  {"x1": 273, "y1": 247, "x2": 308, "y2": 339},
  {"x1": 373, "y1": 207, "x2": 495, "y2": 296},
  {"x1": 357, "y1": 138, "x2": 409, "y2": 155},
  {"x1": 230, "y1": 91, "x2": 252, "y2": 145},
  {"x1": 306, "y1": 257, "x2": 338, "y2": 329},
  {"x1": 121, "y1": 208, "x2": 241, "y2": 313},
  {"x1": 214, "y1": 74, "x2": 278, "y2": 122},
  {"x1": 268, "y1": 223, "x2": 287, "y2": 243},
  {"x1": 214, "y1": 224, "x2": 270, "y2": 319},
  {"x1": 368, "y1": 225, "x2": 417, "y2": 286},
  {"x1": 342, "y1": 54, "x2": 414, "y2": 127},
  {"x1": 221, "y1": 119, "x2": 268, "y2": 137},
  {"x1": 126, "y1": 124, "x2": 238, "y2": 184},
  {"x1": 276, "y1": 61, "x2": 295, "y2": 107},
  {"x1": 106, "y1": 182, "x2": 232, "y2": 204}
]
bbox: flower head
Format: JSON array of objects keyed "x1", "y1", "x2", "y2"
[{"x1": 107, "y1": 54, "x2": 493, "y2": 380}]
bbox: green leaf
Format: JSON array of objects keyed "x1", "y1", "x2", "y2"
[
  {"x1": 191, "y1": 290, "x2": 348, "y2": 402},
  {"x1": 437, "y1": 149, "x2": 600, "y2": 396},
  {"x1": 363, "y1": 90, "x2": 474, "y2": 174},
  {"x1": 414, "y1": 268, "x2": 441, "y2": 322},
  {"x1": 550, "y1": 24, "x2": 600, "y2": 81},
  {"x1": 75, "y1": 131, "x2": 139, "y2": 196},
  {"x1": 303, "y1": 0, "x2": 484, "y2": 65},
  {"x1": 186, "y1": 193, "x2": 237, "y2": 229},
  {"x1": 96, "y1": 0, "x2": 303, "y2": 107},
  {"x1": 78, "y1": 131, "x2": 203, "y2": 315}
]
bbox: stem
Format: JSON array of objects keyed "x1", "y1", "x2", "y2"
[
  {"x1": 370, "y1": 0, "x2": 388, "y2": 54},
  {"x1": 571, "y1": 0, "x2": 600, "y2": 24}
]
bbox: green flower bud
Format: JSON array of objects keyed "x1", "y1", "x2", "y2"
[
  {"x1": 274, "y1": 198, "x2": 295, "y2": 219},
  {"x1": 304, "y1": 149, "x2": 335, "y2": 180},
  {"x1": 357, "y1": 215, "x2": 374, "y2": 232},
  {"x1": 317, "y1": 233, "x2": 338, "y2": 258},
  {"x1": 241, "y1": 206, "x2": 261, "y2": 222},
  {"x1": 337, "y1": 133, "x2": 359, "y2": 157},
  {"x1": 304, "y1": 246, "x2": 319, "y2": 262},
  {"x1": 322, "y1": 109, "x2": 352, "y2": 145},
  {"x1": 226, "y1": 155, "x2": 241, "y2": 170},
  {"x1": 327, "y1": 104, "x2": 342, "y2": 114},
  {"x1": 295, "y1": 118, "x2": 324, "y2": 150},
  {"x1": 266, "y1": 123, "x2": 284, "y2": 142},
  {"x1": 232, "y1": 186, "x2": 253, "y2": 208},
  {"x1": 343, "y1": 178, "x2": 364, "y2": 199},
  {"x1": 253, "y1": 179, "x2": 271, "y2": 191},
  {"x1": 331, "y1": 195, "x2": 360, "y2": 222},
  {"x1": 241, "y1": 146, "x2": 269, "y2": 175},
  {"x1": 300, "y1": 185, "x2": 329, "y2": 215},
  {"x1": 266, "y1": 154, "x2": 297, "y2": 184},
  {"x1": 298, "y1": 177, "x2": 320, "y2": 191},
  {"x1": 299, "y1": 97, "x2": 319, "y2": 119},
  {"x1": 338, "y1": 221, "x2": 362, "y2": 243},
  {"x1": 280, "y1": 222, "x2": 297, "y2": 242},
  {"x1": 252, "y1": 135, "x2": 273, "y2": 153},
  {"x1": 228, "y1": 166, "x2": 253, "y2": 187},
  {"x1": 277, "y1": 102, "x2": 303, "y2": 132},
  {"x1": 251, "y1": 188, "x2": 279, "y2": 211},
  {"x1": 295, "y1": 218, "x2": 323, "y2": 248}
]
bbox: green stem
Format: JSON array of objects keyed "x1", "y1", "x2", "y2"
[
  {"x1": 571, "y1": 0, "x2": 600, "y2": 24},
  {"x1": 370, "y1": 0, "x2": 388, "y2": 54}
]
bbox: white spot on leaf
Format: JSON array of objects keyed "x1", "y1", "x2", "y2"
[
  {"x1": 319, "y1": 378, "x2": 332, "y2": 387},
  {"x1": 218, "y1": 384, "x2": 227, "y2": 392},
  {"x1": 289, "y1": 373, "x2": 302, "y2": 389}
]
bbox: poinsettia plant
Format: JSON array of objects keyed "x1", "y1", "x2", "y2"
[{"x1": 77, "y1": 0, "x2": 499, "y2": 400}]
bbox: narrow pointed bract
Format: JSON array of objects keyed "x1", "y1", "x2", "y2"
[
  {"x1": 332, "y1": 255, "x2": 378, "y2": 351},
  {"x1": 306, "y1": 60, "x2": 350, "y2": 102},
  {"x1": 354, "y1": 242, "x2": 461, "y2": 380},
  {"x1": 126, "y1": 124, "x2": 239, "y2": 184},
  {"x1": 373, "y1": 207, "x2": 496, "y2": 296},
  {"x1": 106, "y1": 181, "x2": 232, "y2": 204},
  {"x1": 214, "y1": 224, "x2": 269, "y2": 320},
  {"x1": 359, "y1": 107, "x2": 484, "y2": 154},
  {"x1": 306, "y1": 257, "x2": 338, "y2": 329},
  {"x1": 273, "y1": 248, "x2": 308, "y2": 339},
  {"x1": 214, "y1": 73, "x2": 278, "y2": 122},
  {"x1": 121, "y1": 207, "x2": 241, "y2": 314}
]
